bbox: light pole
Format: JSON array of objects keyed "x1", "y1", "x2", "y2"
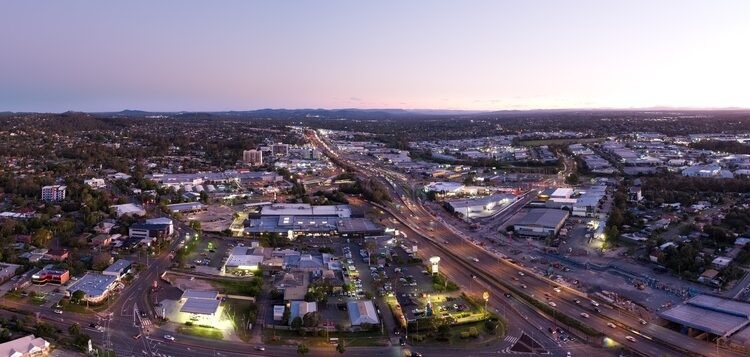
[{"x1": 482, "y1": 291, "x2": 490, "y2": 319}]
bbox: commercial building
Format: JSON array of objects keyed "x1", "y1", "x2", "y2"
[
  {"x1": 244, "y1": 216, "x2": 382, "y2": 239},
  {"x1": 659, "y1": 294, "x2": 750, "y2": 349},
  {"x1": 166, "y1": 202, "x2": 207, "y2": 213},
  {"x1": 102, "y1": 259, "x2": 132, "y2": 279},
  {"x1": 272, "y1": 143, "x2": 289, "y2": 156},
  {"x1": 66, "y1": 272, "x2": 118, "y2": 303},
  {"x1": 41, "y1": 185, "x2": 66, "y2": 201},
  {"x1": 149, "y1": 170, "x2": 281, "y2": 188},
  {"x1": 347, "y1": 300, "x2": 379, "y2": 326},
  {"x1": 179, "y1": 289, "x2": 221, "y2": 325},
  {"x1": 259, "y1": 203, "x2": 351, "y2": 218},
  {"x1": 32, "y1": 265, "x2": 69, "y2": 285},
  {"x1": 424, "y1": 182, "x2": 465, "y2": 196},
  {"x1": 84, "y1": 178, "x2": 106, "y2": 189},
  {"x1": 111, "y1": 203, "x2": 146, "y2": 217},
  {"x1": 222, "y1": 246, "x2": 264, "y2": 274},
  {"x1": 0, "y1": 263, "x2": 20, "y2": 284},
  {"x1": 243, "y1": 149, "x2": 263, "y2": 166},
  {"x1": 129, "y1": 222, "x2": 171, "y2": 240},
  {"x1": 513, "y1": 209, "x2": 569, "y2": 238},
  {"x1": 0, "y1": 335, "x2": 50, "y2": 357},
  {"x1": 289, "y1": 301, "x2": 317, "y2": 325}
]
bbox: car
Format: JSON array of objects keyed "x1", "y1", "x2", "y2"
[
  {"x1": 472, "y1": 257, "x2": 480, "y2": 263},
  {"x1": 553, "y1": 287, "x2": 561, "y2": 293},
  {"x1": 504, "y1": 293, "x2": 512, "y2": 298},
  {"x1": 548, "y1": 301, "x2": 557, "y2": 307},
  {"x1": 53, "y1": 309, "x2": 63, "y2": 314},
  {"x1": 411, "y1": 353, "x2": 423, "y2": 357},
  {"x1": 606, "y1": 322, "x2": 616, "y2": 328},
  {"x1": 590, "y1": 300, "x2": 600, "y2": 307},
  {"x1": 580, "y1": 312, "x2": 590, "y2": 318},
  {"x1": 518, "y1": 271, "x2": 525, "y2": 276},
  {"x1": 520, "y1": 284, "x2": 527, "y2": 289},
  {"x1": 625, "y1": 336, "x2": 636, "y2": 342},
  {"x1": 254, "y1": 346, "x2": 266, "y2": 351},
  {"x1": 594, "y1": 307, "x2": 601, "y2": 313},
  {"x1": 399, "y1": 337, "x2": 406, "y2": 346},
  {"x1": 164, "y1": 335, "x2": 175, "y2": 341},
  {"x1": 574, "y1": 299, "x2": 581, "y2": 304},
  {"x1": 639, "y1": 318, "x2": 648, "y2": 325}
]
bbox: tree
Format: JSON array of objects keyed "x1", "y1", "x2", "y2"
[
  {"x1": 565, "y1": 173, "x2": 579, "y2": 185},
  {"x1": 336, "y1": 342, "x2": 345, "y2": 354},
  {"x1": 92, "y1": 252, "x2": 113, "y2": 271},
  {"x1": 291, "y1": 316, "x2": 303, "y2": 331},
  {"x1": 296, "y1": 343, "x2": 309, "y2": 355},
  {"x1": 34, "y1": 322, "x2": 56, "y2": 338},
  {"x1": 72, "y1": 290, "x2": 85, "y2": 303},
  {"x1": 68, "y1": 322, "x2": 81, "y2": 336},
  {"x1": 31, "y1": 228, "x2": 52, "y2": 247},
  {"x1": 302, "y1": 311, "x2": 320, "y2": 328}
]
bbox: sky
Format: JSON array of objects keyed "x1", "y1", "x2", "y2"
[{"x1": 1, "y1": 1, "x2": 749, "y2": 112}]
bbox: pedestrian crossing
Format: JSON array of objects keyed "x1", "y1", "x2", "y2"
[
  {"x1": 141, "y1": 319, "x2": 152, "y2": 326},
  {"x1": 504, "y1": 335, "x2": 519, "y2": 344}
]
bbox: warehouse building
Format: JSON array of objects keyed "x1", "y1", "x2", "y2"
[
  {"x1": 659, "y1": 294, "x2": 750, "y2": 350},
  {"x1": 513, "y1": 209, "x2": 569, "y2": 238}
]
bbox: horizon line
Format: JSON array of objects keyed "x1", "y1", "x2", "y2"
[{"x1": 4, "y1": 105, "x2": 750, "y2": 115}]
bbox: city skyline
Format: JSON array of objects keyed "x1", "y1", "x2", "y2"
[{"x1": 2, "y1": 1, "x2": 749, "y2": 112}]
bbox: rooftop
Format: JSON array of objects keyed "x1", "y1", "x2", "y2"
[
  {"x1": 659, "y1": 295, "x2": 750, "y2": 336},
  {"x1": 515, "y1": 208, "x2": 569, "y2": 228},
  {"x1": 181, "y1": 297, "x2": 221, "y2": 315},
  {"x1": 67, "y1": 272, "x2": 117, "y2": 298}
]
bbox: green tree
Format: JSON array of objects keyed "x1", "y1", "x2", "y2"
[
  {"x1": 68, "y1": 322, "x2": 81, "y2": 336},
  {"x1": 72, "y1": 290, "x2": 85, "y2": 303},
  {"x1": 296, "y1": 343, "x2": 309, "y2": 355},
  {"x1": 302, "y1": 311, "x2": 321, "y2": 328},
  {"x1": 291, "y1": 316, "x2": 303, "y2": 331},
  {"x1": 31, "y1": 228, "x2": 52, "y2": 247},
  {"x1": 336, "y1": 342, "x2": 345, "y2": 354}
]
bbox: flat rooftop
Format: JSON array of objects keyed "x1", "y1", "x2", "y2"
[
  {"x1": 103, "y1": 259, "x2": 132, "y2": 274},
  {"x1": 182, "y1": 289, "x2": 219, "y2": 300},
  {"x1": 259, "y1": 203, "x2": 351, "y2": 218},
  {"x1": 515, "y1": 209, "x2": 569, "y2": 228},
  {"x1": 181, "y1": 298, "x2": 221, "y2": 315},
  {"x1": 67, "y1": 273, "x2": 117, "y2": 298},
  {"x1": 659, "y1": 294, "x2": 750, "y2": 336},
  {"x1": 336, "y1": 218, "x2": 383, "y2": 233}
]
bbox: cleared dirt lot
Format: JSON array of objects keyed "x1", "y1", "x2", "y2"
[{"x1": 185, "y1": 204, "x2": 235, "y2": 232}]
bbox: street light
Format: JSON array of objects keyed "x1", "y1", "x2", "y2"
[{"x1": 482, "y1": 291, "x2": 490, "y2": 318}]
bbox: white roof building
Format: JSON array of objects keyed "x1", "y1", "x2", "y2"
[
  {"x1": 347, "y1": 300, "x2": 379, "y2": 326},
  {"x1": 259, "y1": 203, "x2": 351, "y2": 218},
  {"x1": 0, "y1": 335, "x2": 50, "y2": 357},
  {"x1": 110, "y1": 203, "x2": 146, "y2": 217}
]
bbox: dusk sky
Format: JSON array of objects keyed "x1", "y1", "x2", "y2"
[{"x1": 2, "y1": 1, "x2": 749, "y2": 112}]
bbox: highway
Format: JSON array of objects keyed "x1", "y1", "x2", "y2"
[{"x1": 310, "y1": 128, "x2": 740, "y2": 357}]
